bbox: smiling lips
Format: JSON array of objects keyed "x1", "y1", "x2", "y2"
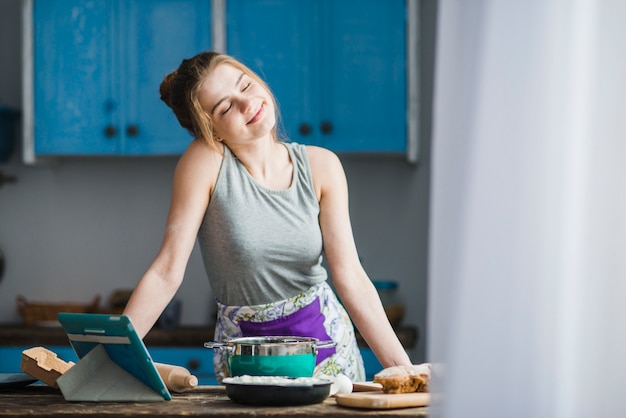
[{"x1": 247, "y1": 103, "x2": 265, "y2": 125}]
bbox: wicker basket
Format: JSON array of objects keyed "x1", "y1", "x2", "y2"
[{"x1": 16, "y1": 295, "x2": 101, "y2": 326}]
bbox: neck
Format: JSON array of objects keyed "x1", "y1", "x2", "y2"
[{"x1": 229, "y1": 140, "x2": 292, "y2": 190}]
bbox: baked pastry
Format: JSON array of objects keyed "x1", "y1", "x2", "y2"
[{"x1": 373, "y1": 363, "x2": 431, "y2": 394}]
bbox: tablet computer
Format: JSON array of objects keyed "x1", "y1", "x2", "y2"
[{"x1": 57, "y1": 312, "x2": 171, "y2": 401}]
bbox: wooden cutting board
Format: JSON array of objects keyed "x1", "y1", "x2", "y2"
[{"x1": 335, "y1": 391, "x2": 430, "y2": 409}]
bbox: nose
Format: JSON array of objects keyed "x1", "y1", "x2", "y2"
[{"x1": 237, "y1": 95, "x2": 253, "y2": 114}]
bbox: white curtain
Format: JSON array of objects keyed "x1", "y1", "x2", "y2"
[{"x1": 429, "y1": 1, "x2": 626, "y2": 417}]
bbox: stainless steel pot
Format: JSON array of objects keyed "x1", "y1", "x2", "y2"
[{"x1": 204, "y1": 336, "x2": 336, "y2": 378}]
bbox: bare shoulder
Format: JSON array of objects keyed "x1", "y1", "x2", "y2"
[
  {"x1": 175, "y1": 139, "x2": 223, "y2": 191},
  {"x1": 179, "y1": 140, "x2": 222, "y2": 172},
  {"x1": 305, "y1": 145, "x2": 343, "y2": 175},
  {"x1": 305, "y1": 145, "x2": 346, "y2": 199}
]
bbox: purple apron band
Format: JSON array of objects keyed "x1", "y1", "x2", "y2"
[{"x1": 237, "y1": 297, "x2": 336, "y2": 365}]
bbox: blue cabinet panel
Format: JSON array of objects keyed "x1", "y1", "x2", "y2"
[
  {"x1": 227, "y1": 0, "x2": 406, "y2": 153},
  {"x1": 324, "y1": 0, "x2": 406, "y2": 152},
  {"x1": 34, "y1": 0, "x2": 116, "y2": 154},
  {"x1": 228, "y1": 0, "x2": 319, "y2": 148},
  {"x1": 32, "y1": 0, "x2": 211, "y2": 156},
  {"x1": 123, "y1": 0, "x2": 212, "y2": 155}
]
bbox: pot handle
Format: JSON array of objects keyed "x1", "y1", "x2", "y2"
[
  {"x1": 315, "y1": 340, "x2": 336, "y2": 349},
  {"x1": 204, "y1": 342, "x2": 232, "y2": 352}
]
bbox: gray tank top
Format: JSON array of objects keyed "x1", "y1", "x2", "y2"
[{"x1": 197, "y1": 142, "x2": 328, "y2": 306}]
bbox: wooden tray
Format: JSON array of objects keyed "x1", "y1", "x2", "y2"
[
  {"x1": 335, "y1": 391, "x2": 430, "y2": 409},
  {"x1": 337, "y1": 382, "x2": 429, "y2": 410}
]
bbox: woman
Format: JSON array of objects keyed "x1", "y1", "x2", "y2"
[{"x1": 123, "y1": 51, "x2": 413, "y2": 382}]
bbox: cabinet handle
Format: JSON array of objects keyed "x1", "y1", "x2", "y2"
[
  {"x1": 126, "y1": 124, "x2": 139, "y2": 137},
  {"x1": 298, "y1": 123, "x2": 312, "y2": 136},
  {"x1": 187, "y1": 358, "x2": 200, "y2": 371},
  {"x1": 104, "y1": 125, "x2": 117, "y2": 138},
  {"x1": 320, "y1": 121, "x2": 333, "y2": 135}
]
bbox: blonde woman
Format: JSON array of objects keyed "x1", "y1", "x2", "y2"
[{"x1": 123, "y1": 51, "x2": 413, "y2": 382}]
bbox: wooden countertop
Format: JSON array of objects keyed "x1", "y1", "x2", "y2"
[
  {"x1": 0, "y1": 385, "x2": 428, "y2": 417},
  {"x1": 0, "y1": 324, "x2": 418, "y2": 349}
]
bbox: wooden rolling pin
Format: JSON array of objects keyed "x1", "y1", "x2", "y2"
[{"x1": 154, "y1": 362, "x2": 198, "y2": 392}]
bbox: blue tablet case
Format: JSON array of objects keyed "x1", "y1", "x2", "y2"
[{"x1": 57, "y1": 313, "x2": 171, "y2": 402}]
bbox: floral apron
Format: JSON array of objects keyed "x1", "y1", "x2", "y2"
[{"x1": 212, "y1": 281, "x2": 365, "y2": 383}]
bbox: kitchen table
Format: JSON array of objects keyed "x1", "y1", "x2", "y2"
[{"x1": 0, "y1": 385, "x2": 428, "y2": 417}]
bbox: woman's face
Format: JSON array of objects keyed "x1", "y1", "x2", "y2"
[{"x1": 198, "y1": 63, "x2": 276, "y2": 145}]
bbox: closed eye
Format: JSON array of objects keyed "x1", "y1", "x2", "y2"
[
  {"x1": 221, "y1": 82, "x2": 251, "y2": 114},
  {"x1": 221, "y1": 103, "x2": 232, "y2": 115},
  {"x1": 218, "y1": 76, "x2": 251, "y2": 115}
]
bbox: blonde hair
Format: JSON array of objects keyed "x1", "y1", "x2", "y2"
[{"x1": 159, "y1": 52, "x2": 282, "y2": 152}]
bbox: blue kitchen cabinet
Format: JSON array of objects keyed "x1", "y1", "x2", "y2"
[
  {"x1": 227, "y1": 0, "x2": 407, "y2": 153},
  {"x1": 31, "y1": 0, "x2": 211, "y2": 156}
]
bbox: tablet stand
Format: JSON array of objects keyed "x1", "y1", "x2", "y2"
[{"x1": 57, "y1": 344, "x2": 165, "y2": 402}]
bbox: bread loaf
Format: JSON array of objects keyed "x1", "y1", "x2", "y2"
[{"x1": 373, "y1": 363, "x2": 431, "y2": 394}]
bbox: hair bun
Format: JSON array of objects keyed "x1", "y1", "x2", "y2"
[{"x1": 159, "y1": 70, "x2": 178, "y2": 107}]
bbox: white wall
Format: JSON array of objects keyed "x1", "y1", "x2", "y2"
[{"x1": 0, "y1": 0, "x2": 435, "y2": 363}]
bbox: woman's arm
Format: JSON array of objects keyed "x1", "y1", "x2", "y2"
[
  {"x1": 308, "y1": 146, "x2": 412, "y2": 368},
  {"x1": 123, "y1": 140, "x2": 221, "y2": 338}
]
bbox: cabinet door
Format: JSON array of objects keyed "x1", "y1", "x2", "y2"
[
  {"x1": 227, "y1": 0, "x2": 319, "y2": 146},
  {"x1": 322, "y1": 0, "x2": 406, "y2": 152},
  {"x1": 34, "y1": 0, "x2": 118, "y2": 154},
  {"x1": 32, "y1": 0, "x2": 211, "y2": 156},
  {"x1": 123, "y1": 0, "x2": 211, "y2": 155},
  {"x1": 226, "y1": 0, "x2": 406, "y2": 152}
]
